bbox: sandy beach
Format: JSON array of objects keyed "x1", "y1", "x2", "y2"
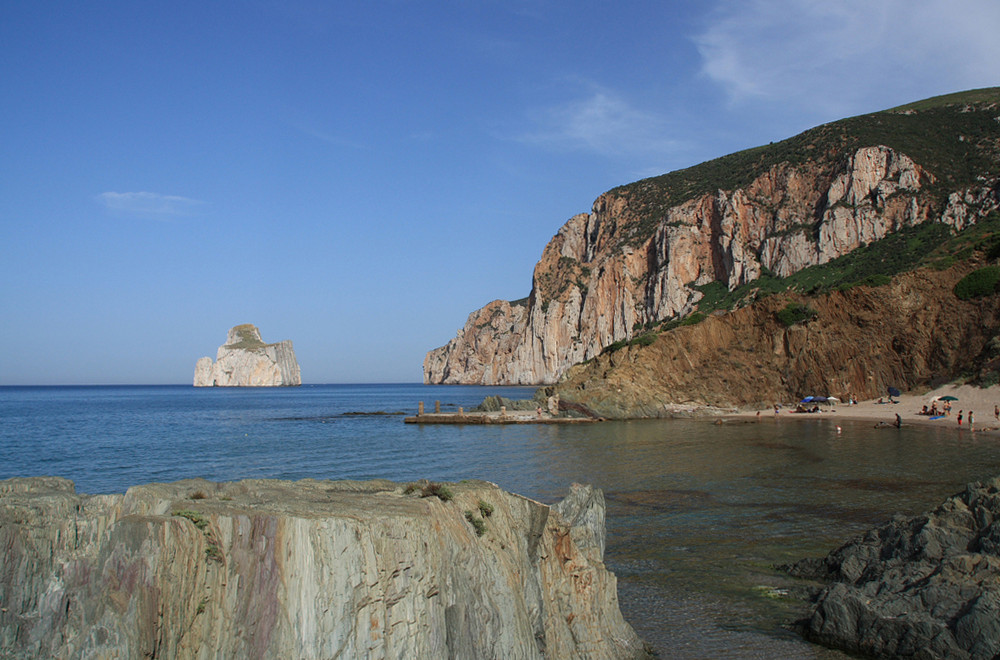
[{"x1": 734, "y1": 383, "x2": 1000, "y2": 435}]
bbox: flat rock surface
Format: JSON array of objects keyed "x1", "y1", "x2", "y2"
[{"x1": 1, "y1": 477, "x2": 648, "y2": 659}]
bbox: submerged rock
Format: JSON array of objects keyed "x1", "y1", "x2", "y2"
[
  {"x1": 194, "y1": 323, "x2": 301, "y2": 387},
  {"x1": 0, "y1": 477, "x2": 649, "y2": 659},
  {"x1": 788, "y1": 476, "x2": 1000, "y2": 659}
]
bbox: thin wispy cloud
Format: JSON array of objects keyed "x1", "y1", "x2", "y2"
[
  {"x1": 521, "y1": 84, "x2": 684, "y2": 159},
  {"x1": 695, "y1": 0, "x2": 1000, "y2": 117},
  {"x1": 96, "y1": 192, "x2": 204, "y2": 217},
  {"x1": 295, "y1": 124, "x2": 369, "y2": 150}
]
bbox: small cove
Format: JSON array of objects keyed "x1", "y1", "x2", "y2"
[{"x1": 3, "y1": 384, "x2": 999, "y2": 658}]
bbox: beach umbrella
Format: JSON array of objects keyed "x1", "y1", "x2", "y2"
[
  {"x1": 800, "y1": 396, "x2": 815, "y2": 403},
  {"x1": 812, "y1": 396, "x2": 829, "y2": 403},
  {"x1": 938, "y1": 395, "x2": 959, "y2": 401},
  {"x1": 888, "y1": 387, "x2": 901, "y2": 397},
  {"x1": 827, "y1": 397, "x2": 840, "y2": 403}
]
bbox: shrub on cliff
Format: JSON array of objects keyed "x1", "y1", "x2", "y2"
[
  {"x1": 776, "y1": 303, "x2": 817, "y2": 327},
  {"x1": 954, "y1": 266, "x2": 1000, "y2": 299}
]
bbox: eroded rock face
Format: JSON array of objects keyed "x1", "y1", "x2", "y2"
[
  {"x1": 788, "y1": 476, "x2": 1000, "y2": 660},
  {"x1": 424, "y1": 146, "x2": 1000, "y2": 385},
  {"x1": 194, "y1": 324, "x2": 301, "y2": 387},
  {"x1": 551, "y1": 265, "x2": 1000, "y2": 417},
  {"x1": 0, "y1": 477, "x2": 648, "y2": 660}
]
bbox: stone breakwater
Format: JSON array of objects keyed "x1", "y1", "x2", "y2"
[
  {"x1": 194, "y1": 323, "x2": 301, "y2": 387},
  {"x1": 0, "y1": 477, "x2": 648, "y2": 659},
  {"x1": 788, "y1": 476, "x2": 1000, "y2": 659}
]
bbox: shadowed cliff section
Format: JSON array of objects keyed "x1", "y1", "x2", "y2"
[
  {"x1": 424, "y1": 88, "x2": 1000, "y2": 386},
  {"x1": 552, "y1": 262, "x2": 1000, "y2": 417},
  {"x1": 0, "y1": 477, "x2": 649, "y2": 659}
]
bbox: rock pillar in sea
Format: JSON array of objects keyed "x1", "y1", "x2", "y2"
[{"x1": 193, "y1": 323, "x2": 301, "y2": 387}]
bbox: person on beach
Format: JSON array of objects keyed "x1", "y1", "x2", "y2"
[
  {"x1": 970, "y1": 411, "x2": 974, "y2": 431},
  {"x1": 994, "y1": 404, "x2": 998, "y2": 421},
  {"x1": 895, "y1": 413, "x2": 902, "y2": 429},
  {"x1": 958, "y1": 410, "x2": 963, "y2": 426}
]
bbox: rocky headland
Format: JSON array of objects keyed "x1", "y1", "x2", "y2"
[
  {"x1": 788, "y1": 476, "x2": 1000, "y2": 659},
  {"x1": 0, "y1": 477, "x2": 648, "y2": 659},
  {"x1": 424, "y1": 89, "x2": 1000, "y2": 407},
  {"x1": 194, "y1": 324, "x2": 301, "y2": 387},
  {"x1": 549, "y1": 263, "x2": 1000, "y2": 418}
]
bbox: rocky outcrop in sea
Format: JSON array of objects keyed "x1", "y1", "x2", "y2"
[
  {"x1": 194, "y1": 323, "x2": 301, "y2": 387},
  {"x1": 788, "y1": 476, "x2": 1000, "y2": 659},
  {"x1": 0, "y1": 477, "x2": 649, "y2": 659}
]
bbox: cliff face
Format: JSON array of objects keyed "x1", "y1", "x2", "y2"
[
  {"x1": 426, "y1": 146, "x2": 998, "y2": 385},
  {"x1": 550, "y1": 264, "x2": 1000, "y2": 417},
  {"x1": 425, "y1": 91, "x2": 1000, "y2": 386},
  {"x1": 194, "y1": 324, "x2": 301, "y2": 387},
  {"x1": 0, "y1": 477, "x2": 648, "y2": 659}
]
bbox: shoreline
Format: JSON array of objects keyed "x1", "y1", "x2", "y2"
[{"x1": 724, "y1": 383, "x2": 1000, "y2": 435}]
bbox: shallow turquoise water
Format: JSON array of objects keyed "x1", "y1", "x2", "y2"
[{"x1": 3, "y1": 385, "x2": 998, "y2": 658}]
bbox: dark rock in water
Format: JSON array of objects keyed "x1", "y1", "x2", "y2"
[{"x1": 787, "y1": 477, "x2": 1000, "y2": 659}]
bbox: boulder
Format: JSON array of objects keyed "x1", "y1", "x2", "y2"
[
  {"x1": 788, "y1": 477, "x2": 1000, "y2": 659},
  {"x1": 0, "y1": 477, "x2": 650, "y2": 659}
]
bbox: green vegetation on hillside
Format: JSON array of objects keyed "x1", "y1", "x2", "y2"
[
  {"x1": 775, "y1": 302, "x2": 817, "y2": 327},
  {"x1": 954, "y1": 265, "x2": 1000, "y2": 300},
  {"x1": 887, "y1": 87, "x2": 1000, "y2": 112},
  {"x1": 226, "y1": 324, "x2": 268, "y2": 350},
  {"x1": 610, "y1": 88, "x2": 1000, "y2": 248}
]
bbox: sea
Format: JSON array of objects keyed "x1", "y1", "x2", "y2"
[{"x1": 4, "y1": 383, "x2": 1000, "y2": 658}]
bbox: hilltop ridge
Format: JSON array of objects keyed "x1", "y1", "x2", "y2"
[{"x1": 424, "y1": 88, "x2": 1000, "y2": 393}]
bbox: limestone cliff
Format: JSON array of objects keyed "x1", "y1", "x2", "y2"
[
  {"x1": 194, "y1": 324, "x2": 301, "y2": 387},
  {"x1": 0, "y1": 477, "x2": 648, "y2": 659},
  {"x1": 425, "y1": 92, "x2": 1000, "y2": 385},
  {"x1": 551, "y1": 263, "x2": 1000, "y2": 417}
]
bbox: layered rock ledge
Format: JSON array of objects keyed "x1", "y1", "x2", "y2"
[
  {"x1": 194, "y1": 323, "x2": 301, "y2": 387},
  {"x1": 0, "y1": 477, "x2": 648, "y2": 659},
  {"x1": 788, "y1": 476, "x2": 1000, "y2": 659}
]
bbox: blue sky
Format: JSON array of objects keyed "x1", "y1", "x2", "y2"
[{"x1": 2, "y1": 1, "x2": 998, "y2": 385}]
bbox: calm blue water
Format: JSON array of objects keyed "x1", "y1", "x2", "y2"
[{"x1": 5, "y1": 384, "x2": 1000, "y2": 658}]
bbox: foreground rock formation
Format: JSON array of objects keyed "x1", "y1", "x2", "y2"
[
  {"x1": 550, "y1": 263, "x2": 1000, "y2": 417},
  {"x1": 788, "y1": 476, "x2": 1000, "y2": 659},
  {"x1": 0, "y1": 477, "x2": 648, "y2": 659},
  {"x1": 424, "y1": 94, "x2": 1000, "y2": 386},
  {"x1": 194, "y1": 324, "x2": 301, "y2": 387}
]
